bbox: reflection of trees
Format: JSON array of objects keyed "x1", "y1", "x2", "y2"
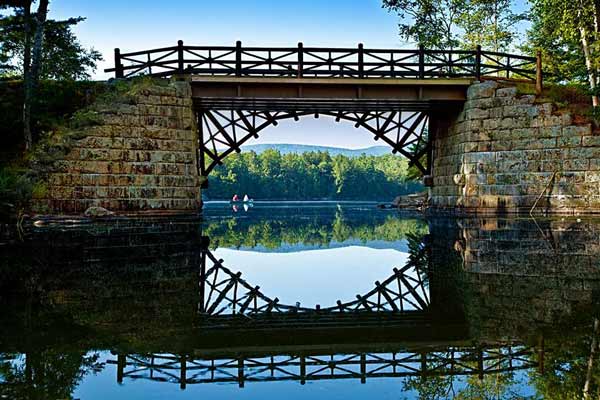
[
  {"x1": 203, "y1": 211, "x2": 428, "y2": 250},
  {"x1": 402, "y1": 356, "x2": 528, "y2": 400},
  {"x1": 531, "y1": 321, "x2": 600, "y2": 399},
  {"x1": 0, "y1": 350, "x2": 103, "y2": 400}
]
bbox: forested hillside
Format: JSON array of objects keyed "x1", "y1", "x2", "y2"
[
  {"x1": 204, "y1": 149, "x2": 422, "y2": 200},
  {"x1": 238, "y1": 144, "x2": 391, "y2": 157}
]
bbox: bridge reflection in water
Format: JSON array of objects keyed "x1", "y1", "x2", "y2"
[
  {"x1": 109, "y1": 344, "x2": 539, "y2": 389},
  {"x1": 197, "y1": 237, "x2": 429, "y2": 316},
  {"x1": 106, "y1": 230, "x2": 542, "y2": 391},
  {"x1": 1, "y1": 208, "x2": 600, "y2": 398}
]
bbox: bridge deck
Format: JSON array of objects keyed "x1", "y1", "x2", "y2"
[{"x1": 191, "y1": 76, "x2": 471, "y2": 111}]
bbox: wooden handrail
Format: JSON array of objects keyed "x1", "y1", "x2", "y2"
[{"x1": 105, "y1": 41, "x2": 541, "y2": 90}]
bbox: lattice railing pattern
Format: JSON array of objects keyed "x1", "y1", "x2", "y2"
[
  {"x1": 106, "y1": 41, "x2": 540, "y2": 84},
  {"x1": 109, "y1": 345, "x2": 538, "y2": 387}
]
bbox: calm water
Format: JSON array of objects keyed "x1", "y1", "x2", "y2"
[{"x1": 1, "y1": 203, "x2": 600, "y2": 399}]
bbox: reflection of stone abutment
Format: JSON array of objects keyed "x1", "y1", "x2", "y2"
[{"x1": 429, "y1": 218, "x2": 600, "y2": 339}]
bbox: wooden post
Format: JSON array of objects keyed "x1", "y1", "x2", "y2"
[
  {"x1": 418, "y1": 45, "x2": 425, "y2": 79},
  {"x1": 297, "y1": 42, "x2": 303, "y2": 78},
  {"x1": 114, "y1": 48, "x2": 123, "y2": 78},
  {"x1": 360, "y1": 354, "x2": 366, "y2": 383},
  {"x1": 117, "y1": 354, "x2": 125, "y2": 384},
  {"x1": 538, "y1": 336, "x2": 545, "y2": 374},
  {"x1": 177, "y1": 40, "x2": 184, "y2": 74},
  {"x1": 475, "y1": 45, "x2": 482, "y2": 81},
  {"x1": 238, "y1": 358, "x2": 245, "y2": 388},
  {"x1": 180, "y1": 355, "x2": 187, "y2": 390},
  {"x1": 235, "y1": 40, "x2": 242, "y2": 77},
  {"x1": 300, "y1": 356, "x2": 306, "y2": 385},
  {"x1": 198, "y1": 249, "x2": 206, "y2": 313},
  {"x1": 358, "y1": 43, "x2": 364, "y2": 78},
  {"x1": 478, "y1": 349, "x2": 484, "y2": 380},
  {"x1": 536, "y1": 51, "x2": 543, "y2": 95}
]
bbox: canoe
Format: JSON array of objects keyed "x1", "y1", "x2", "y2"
[{"x1": 230, "y1": 200, "x2": 254, "y2": 204}]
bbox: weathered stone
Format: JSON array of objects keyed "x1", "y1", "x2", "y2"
[
  {"x1": 466, "y1": 108, "x2": 489, "y2": 120},
  {"x1": 467, "y1": 81, "x2": 499, "y2": 99},
  {"x1": 84, "y1": 206, "x2": 114, "y2": 217},
  {"x1": 581, "y1": 135, "x2": 600, "y2": 147},
  {"x1": 563, "y1": 125, "x2": 592, "y2": 137},
  {"x1": 432, "y1": 81, "x2": 600, "y2": 214},
  {"x1": 36, "y1": 80, "x2": 200, "y2": 214},
  {"x1": 496, "y1": 87, "x2": 518, "y2": 98}
]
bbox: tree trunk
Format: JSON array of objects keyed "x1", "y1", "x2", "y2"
[
  {"x1": 583, "y1": 318, "x2": 599, "y2": 399},
  {"x1": 22, "y1": 1, "x2": 31, "y2": 73},
  {"x1": 22, "y1": 0, "x2": 49, "y2": 151},
  {"x1": 580, "y1": 25, "x2": 600, "y2": 107}
]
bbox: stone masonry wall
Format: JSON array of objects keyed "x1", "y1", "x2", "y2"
[
  {"x1": 34, "y1": 80, "x2": 200, "y2": 214},
  {"x1": 460, "y1": 218, "x2": 600, "y2": 338},
  {"x1": 429, "y1": 218, "x2": 600, "y2": 340},
  {"x1": 431, "y1": 80, "x2": 600, "y2": 214}
]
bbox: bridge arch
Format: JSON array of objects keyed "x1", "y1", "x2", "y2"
[
  {"x1": 198, "y1": 108, "x2": 430, "y2": 184},
  {"x1": 198, "y1": 241, "x2": 431, "y2": 317}
]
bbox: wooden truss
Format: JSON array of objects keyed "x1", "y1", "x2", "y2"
[
  {"x1": 197, "y1": 109, "x2": 430, "y2": 184},
  {"x1": 198, "y1": 241, "x2": 430, "y2": 316}
]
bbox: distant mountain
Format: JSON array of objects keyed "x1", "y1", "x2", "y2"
[{"x1": 238, "y1": 144, "x2": 392, "y2": 157}]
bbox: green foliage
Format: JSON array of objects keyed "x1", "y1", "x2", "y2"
[
  {"x1": 458, "y1": 0, "x2": 525, "y2": 51},
  {"x1": 0, "y1": 350, "x2": 103, "y2": 400},
  {"x1": 203, "y1": 211, "x2": 428, "y2": 250},
  {"x1": 205, "y1": 150, "x2": 422, "y2": 201},
  {"x1": 382, "y1": 0, "x2": 467, "y2": 49},
  {"x1": 524, "y1": 0, "x2": 590, "y2": 85},
  {"x1": 0, "y1": 165, "x2": 34, "y2": 213},
  {"x1": 0, "y1": 79, "x2": 110, "y2": 160},
  {"x1": 0, "y1": 12, "x2": 102, "y2": 80},
  {"x1": 383, "y1": 0, "x2": 524, "y2": 51}
]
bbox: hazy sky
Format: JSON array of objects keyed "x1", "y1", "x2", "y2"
[{"x1": 45, "y1": 0, "x2": 530, "y2": 149}]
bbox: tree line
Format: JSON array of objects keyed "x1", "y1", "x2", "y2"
[
  {"x1": 1, "y1": 0, "x2": 101, "y2": 151},
  {"x1": 383, "y1": 0, "x2": 600, "y2": 106},
  {"x1": 203, "y1": 210, "x2": 427, "y2": 249},
  {"x1": 204, "y1": 149, "x2": 423, "y2": 201}
]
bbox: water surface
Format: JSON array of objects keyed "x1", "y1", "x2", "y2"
[{"x1": 1, "y1": 203, "x2": 600, "y2": 399}]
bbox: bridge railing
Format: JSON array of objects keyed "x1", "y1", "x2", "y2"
[{"x1": 105, "y1": 41, "x2": 542, "y2": 92}]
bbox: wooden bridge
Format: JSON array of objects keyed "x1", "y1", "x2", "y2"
[
  {"x1": 108, "y1": 342, "x2": 542, "y2": 389},
  {"x1": 105, "y1": 42, "x2": 542, "y2": 187}
]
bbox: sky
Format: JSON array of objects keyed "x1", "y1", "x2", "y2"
[{"x1": 45, "y1": 0, "x2": 529, "y2": 149}]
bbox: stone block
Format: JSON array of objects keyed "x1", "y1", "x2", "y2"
[
  {"x1": 496, "y1": 174, "x2": 520, "y2": 185},
  {"x1": 466, "y1": 108, "x2": 489, "y2": 120},
  {"x1": 563, "y1": 125, "x2": 592, "y2": 137},
  {"x1": 585, "y1": 171, "x2": 600, "y2": 182},
  {"x1": 496, "y1": 87, "x2": 518, "y2": 97},
  {"x1": 538, "y1": 126, "x2": 562, "y2": 138},
  {"x1": 516, "y1": 95, "x2": 536, "y2": 105},
  {"x1": 563, "y1": 158, "x2": 589, "y2": 171},
  {"x1": 503, "y1": 105, "x2": 538, "y2": 118},
  {"x1": 511, "y1": 128, "x2": 538, "y2": 139},
  {"x1": 467, "y1": 81, "x2": 499, "y2": 99},
  {"x1": 583, "y1": 135, "x2": 600, "y2": 147},
  {"x1": 558, "y1": 136, "x2": 582, "y2": 148}
]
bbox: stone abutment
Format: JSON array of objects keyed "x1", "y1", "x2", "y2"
[{"x1": 431, "y1": 80, "x2": 600, "y2": 214}]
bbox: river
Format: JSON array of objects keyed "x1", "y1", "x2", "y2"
[{"x1": 1, "y1": 203, "x2": 600, "y2": 399}]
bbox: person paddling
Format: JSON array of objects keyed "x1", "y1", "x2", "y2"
[{"x1": 232, "y1": 194, "x2": 239, "y2": 202}]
